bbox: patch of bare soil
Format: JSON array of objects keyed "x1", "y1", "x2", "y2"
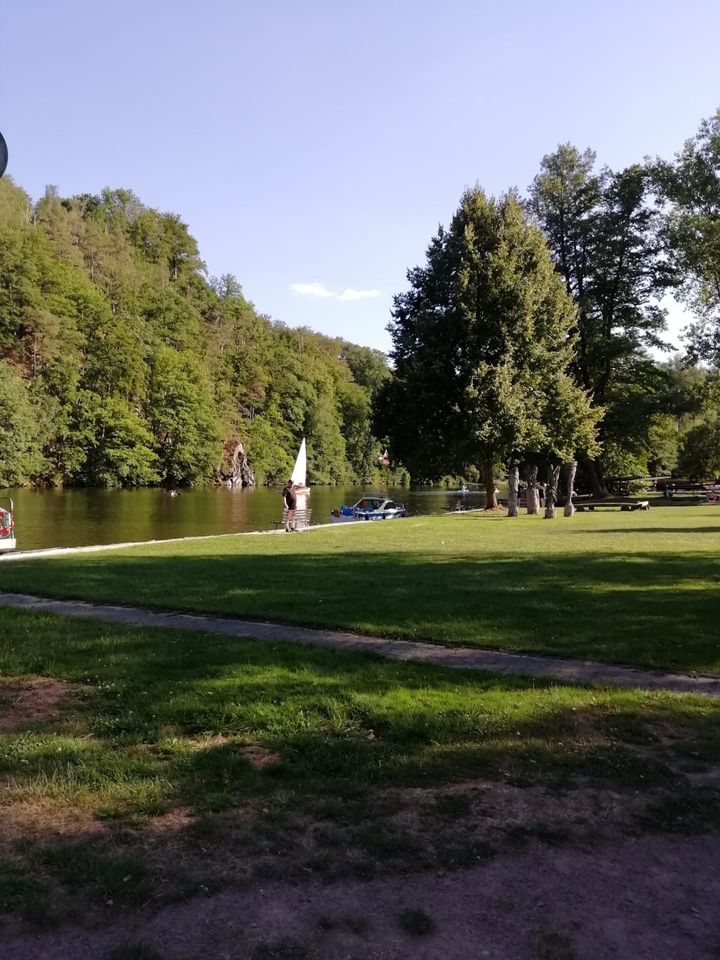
[
  {"x1": 2, "y1": 833, "x2": 719, "y2": 960},
  {"x1": 0, "y1": 678, "x2": 71, "y2": 733},
  {"x1": 0, "y1": 803, "x2": 104, "y2": 854},
  {"x1": 0, "y1": 778, "x2": 659, "y2": 935},
  {"x1": 240, "y1": 743, "x2": 282, "y2": 769},
  {"x1": 1, "y1": 735, "x2": 719, "y2": 959},
  {"x1": 120, "y1": 779, "x2": 645, "y2": 898}
]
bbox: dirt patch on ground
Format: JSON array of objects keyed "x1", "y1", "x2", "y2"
[
  {"x1": 0, "y1": 802, "x2": 101, "y2": 841},
  {"x1": 0, "y1": 776, "x2": 679, "y2": 908},
  {"x1": 122, "y1": 778, "x2": 646, "y2": 896},
  {"x1": 240, "y1": 743, "x2": 282, "y2": 769},
  {"x1": 2, "y1": 833, "x2": 719, "y2": 960},
  {"x1": 0, "y1": 678, "x2": 72, "y2": 733},
  {"x1": 0, "y1": 803, "x2": 109, "y2": 866},
  {"x1": 1, "y1": 740, "x2": 718, "y2": 956}
]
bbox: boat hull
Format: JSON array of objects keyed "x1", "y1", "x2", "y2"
[
  {"x1": 331, "y1": 510, "x2": 405, "y2": 523},
  {"x1": 331, "y1": 494, "x2": 406, "y2": 523},
  {"x1": 357, "y1": 511, "x2": 405, "y2": 520}
]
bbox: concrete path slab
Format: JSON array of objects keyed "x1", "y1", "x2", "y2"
[{"x1": 0, "y1": 591, "x2": 717, "y2": 696}]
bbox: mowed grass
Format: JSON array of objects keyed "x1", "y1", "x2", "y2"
[
  {"x1": 4, "y1": 606, "x2": 708, "y2": 808},
  {"x1": 2, "y1": 506, "x2": 720, "y2": 672},
  {"x1": 1, "y1": 607, "x2": 720, "y2": 924}
]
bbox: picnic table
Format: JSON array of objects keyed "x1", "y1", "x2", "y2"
[{"x1": 655, "y1": 479, "x2": 708, "y2": 496}]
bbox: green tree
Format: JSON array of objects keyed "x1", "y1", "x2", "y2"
[
  {"x1": 655, "y1": 109, "x2": 720, "y2": 365},
  {"x1": 146, "y1": 347, "x2": 223, "y2": 486},
  {"x1": 0, "y1": 361, "x2": 45, "y2": 485},
  {"x1": 678, "y1": 421, "x2": 720, "y2": 479},
  {"x1": 0, "y1": 176, "x2": 389, "y2": 490},
  {"x1": 337, "y1": 380, "x2": 377, "y2": 481},
  {"x1": 529, "y1": 145, "x2": 676, "y2": 494},
  {"x1": 339, "y1": 342, "x2": 390, "y2": 396},
  {"x1": 66, "y1": 392, "x2": 159, "y2": 487},
  {"x1": 246, "y1": 403, "x2": 295, "y2": 484},
  {"x1": 376, "y1": 187, "x2": 599, "y2": 507},
  {"x1": 0, "y1": 177, "x2": 31, "y2": 228},
  {"x1": 305, "y1": 386, "x2": 348, "y2": 484}
]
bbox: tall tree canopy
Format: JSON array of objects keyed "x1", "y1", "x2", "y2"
[
  {"x1": 529, "y1": 146, "x2": 677, "y2": 493},
  {"x1": 655, "y1": 110, "x2": 720, "y2": 365},
  {"x1": 375, "y1": 188, "x2": 598, "y2": 506}
]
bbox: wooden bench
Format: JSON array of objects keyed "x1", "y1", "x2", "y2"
[
  {"x1": 576, "y1": 500, "x2": 649, "y2": 512},
  {"x1": 273, "y1": 507, "x2": 312, "y2": 530}
]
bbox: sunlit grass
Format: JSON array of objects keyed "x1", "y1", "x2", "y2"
[{"x1": 2, "y1": 506, "x2": 720, "y2": 671}]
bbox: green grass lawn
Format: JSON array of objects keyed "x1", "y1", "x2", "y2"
[
  {"x1": 2, "y1": 506, "x2": 720, "y2": 672},
  {"x1": 1, "y1": 607, "x2": 720, "y2": 926}
]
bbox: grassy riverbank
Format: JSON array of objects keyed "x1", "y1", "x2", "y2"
[
  {"x1": 2, "y1": 507, "x2": 720, "y2": 672},
  {"x1": 1, "y1": 606, "x2": 720, "y2": 931}
]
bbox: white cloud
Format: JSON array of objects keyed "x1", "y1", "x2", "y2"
[
  {"x1": 291, "y1": 282, "x2": 382, "y2": 302},
  {"x1": 291, "y1": 281, "x2": 337, "y2": 298},
  {"x1": 337, "y1": 288, "x2": 382, "y2": 302}
]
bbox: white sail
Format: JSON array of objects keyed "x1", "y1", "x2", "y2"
[{"x1": 291, "y1": 438, "x2": 307, "y2": 487}]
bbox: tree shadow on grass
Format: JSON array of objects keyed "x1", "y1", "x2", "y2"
[
  {"x1": 1, "y1": 605, "x2": 711, "y2": 819},
  {"x1": 3, "y1": 603, "x2": 720, "y2": 924},
  {"x1": 2, "y1": 546, "x2": 719, "y2": 671}
]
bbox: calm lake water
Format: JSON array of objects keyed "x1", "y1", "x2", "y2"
[{"x1": 2, "y1": 486, "x2": 490, "y2": 552}]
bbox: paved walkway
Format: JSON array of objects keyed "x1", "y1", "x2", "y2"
[{"x1": 0, "y1": 591, "x2": 717, "y2": 696}]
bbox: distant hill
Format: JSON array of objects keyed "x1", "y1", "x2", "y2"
[{"x1": 0, "y1": 179, "x2": 400, "y2": 488}]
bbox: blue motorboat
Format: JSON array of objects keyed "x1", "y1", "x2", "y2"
[{"x1": 331, "y1": 495, "x2": 406, "y2": 522}]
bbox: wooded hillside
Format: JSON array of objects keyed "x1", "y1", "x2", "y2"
[{"x1": 0, "y1": 179, "x2": 397, "y2": 488}]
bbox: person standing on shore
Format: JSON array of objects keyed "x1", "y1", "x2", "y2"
[{"x1": 282, "y1": 480, "x2": 297, "y2": 532}]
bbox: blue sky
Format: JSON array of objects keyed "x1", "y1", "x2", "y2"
[{"x1": 2, "y1": 1, "x2": 719, "y2": 352}]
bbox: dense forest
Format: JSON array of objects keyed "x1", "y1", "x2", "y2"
[
  {"x1": 0, "y1": 178, "x2": 401, "y2": 488},
  {"x1": 377, "y1": 109, "x2": 720, "y2": 495},
  {"x1": 2, "y1": 108, "x2": 719, "y2": 493}
]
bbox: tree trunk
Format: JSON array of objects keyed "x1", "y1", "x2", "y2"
[
  {"x1": 582, "y1": 456, "x2": 610, "y2": 498},
  {"x1": 229, "y1": 441, "x2": 255, "y2": 488},
  {"x1": 507, "y1": 463, "x2": 519, "y2": 517},
  {"x1": 483, "y1": 462, "x2": 497, "y2": 510},
  {"x1": 544, "y1": 463, "x2": 561, "y2": 519},
  {"x1": 525, "y1": 463, "x2": 539, "y2": 515},
  {"x1": 563, "y1": 460, "x2": 577, "y2": 517}
]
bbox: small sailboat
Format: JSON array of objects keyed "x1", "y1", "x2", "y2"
[
  {"x1": 288, "y1": 439, "x2": 311, "y2": 528},
  {"x1": 291, "y1": 438, "x2": 307, "y2": 489}
]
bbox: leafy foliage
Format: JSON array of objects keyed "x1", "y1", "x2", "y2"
[
  {"x1": 0, "y1": 178, "x2": 390, "y2": 487},
  {"x1": 655, "y1": 110, "x2": 720, "y2": 365},
  {"x1": 375, "y1": 187, "x2": 599, "y2": 496},
  {"x1": 672, "y1": 371, "x2": 720, "y2": 478},
  {"x1": 0, "y1": 360, "x2": 46, "y2": 485},
  {"x1": 678, "y1": 420, "x2": 720, "y2": 478},
  {"x1": 529, "y1": 146, "x2": 678, "y2": 491}
]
